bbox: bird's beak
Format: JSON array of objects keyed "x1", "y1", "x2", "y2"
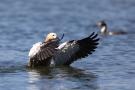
[
  {"x1": 53, "y1": 37, "x2": 60, "y2": 41},
  {"x1": 55, "y1": 34, "x2": 64, "y2": 41},
  {"x1": 56, "y1": 37, "x2": 59, "y2": 40}
]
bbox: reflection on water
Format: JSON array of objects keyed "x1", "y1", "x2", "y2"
[{"x1": 28, "y1": 66, "x2": 98, "y2": 90}]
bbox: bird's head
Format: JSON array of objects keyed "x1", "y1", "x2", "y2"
[
  {"x1": 45, "y1": 32, "x2": 58, "y2": 42},
  {"x1": 93, "y1": 21, "x2": 106, "y2": 27}
]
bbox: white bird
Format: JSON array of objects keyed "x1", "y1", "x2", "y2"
[{"x1": 28, "y1": 32, "x2": 100, "y2": 68}]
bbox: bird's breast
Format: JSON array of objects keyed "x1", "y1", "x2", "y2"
[{"x1": 28, "y1": 42, "x2": 42, "y2": 57}]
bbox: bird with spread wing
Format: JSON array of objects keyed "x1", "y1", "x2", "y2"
[{"x1": 28, "y1": 32, "x2": 100, "y2": 68}]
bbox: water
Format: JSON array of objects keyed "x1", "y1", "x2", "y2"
[{"x1": 0, "y1": 0, "x2": 135, "y2": 90}]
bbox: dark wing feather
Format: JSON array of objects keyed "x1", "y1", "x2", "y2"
[
  {"x1": 54, "y1": 32, "x2": 100, "y2": 65},
  {"x1": 36, "y1": 40, "x2": 59, "y2": 60},
  {"x1": 65, "y1": 32, "x2": 99, "y2": 65}
]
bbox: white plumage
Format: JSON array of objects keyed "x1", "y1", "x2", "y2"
[{"x1": 28, "y1": 42, "x2": 42, "y2": 57}]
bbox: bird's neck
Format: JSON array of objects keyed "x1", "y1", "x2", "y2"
[
  {"x1": 45, "y1": 38, "x2": 51, "y2": 43},
  {"x1": 101, "y1": 25, "x2": 107, "y2": 34}
]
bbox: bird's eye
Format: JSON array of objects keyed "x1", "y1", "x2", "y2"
[{"x1": 53, "y1": 35, "x2": 55, "y2": 36}]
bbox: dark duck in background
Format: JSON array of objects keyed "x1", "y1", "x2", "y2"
[{"x1": 93, "y1": 21, "x2": 128, "y2": 35}]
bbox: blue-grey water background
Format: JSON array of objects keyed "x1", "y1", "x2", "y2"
[{"x1": 0, "y1": 0, "x2": 135, "y2": 90}]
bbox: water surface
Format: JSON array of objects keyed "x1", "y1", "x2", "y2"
[{"x1": 0, "y1": 0, "x2": 135, "y2": 90}]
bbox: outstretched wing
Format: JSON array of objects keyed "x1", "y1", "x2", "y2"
[
  {"x1": 36, "y1": 40, "x2": 60, "y2": 60},
  {"x1": 29, "y1": 40, "x2": 60, "y2": 59},
  {"x1": 28, "y1": 40, "x2": 60, "y2": 67},
  {"x1": 53, "y1": 32, "x2": 100, "y2": 65}
]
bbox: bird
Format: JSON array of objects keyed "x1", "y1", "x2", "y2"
[
  {"x1": 93, "y1": 21, "x2": 127, "y2": 35},
  {"x1": 28, "y1": 32, "x2": 100, "y2": 68}
]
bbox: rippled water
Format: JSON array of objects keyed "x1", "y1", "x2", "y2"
[{"x1": 0, "y1": 0, "x2": 135, "y2": 90}]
